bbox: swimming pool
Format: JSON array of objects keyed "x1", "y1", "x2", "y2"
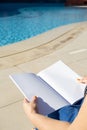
[{"x1": 0, "y1": 4, "x2": 87, "y2": 46}]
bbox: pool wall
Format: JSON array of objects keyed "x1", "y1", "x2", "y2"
[{"x1": 0, "y1": 0, "x2": 66, "y2": 3}]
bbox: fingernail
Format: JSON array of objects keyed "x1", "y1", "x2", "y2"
[{"x1": 33, "y1": 128, "x2": 38, "y2": 130}]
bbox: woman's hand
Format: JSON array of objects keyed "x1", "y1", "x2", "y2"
[
  {"x1": 23, "y1": 96, "x2": 38, "y2": 118},
  {"x1": 77, "y1": 77, "x2": 87, "y2": 84}
]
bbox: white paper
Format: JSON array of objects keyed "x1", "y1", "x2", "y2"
[
  {"x1": 10, "y1": 60, "x2": 86, "y2": 115},
  {"x1": 10, "y1": 73, "x2": 69, "y2": 115},
  {"x1": 38, "y1": 61, "x2": 86, "y2": 104}
]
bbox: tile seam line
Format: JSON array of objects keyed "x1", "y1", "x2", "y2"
[
  {"x1": 0, "y1": 99, "x2": 23, "y2": 109},
  {"x1": 12, "y1": 41, "x2": 86, "y2": 67},
  {"x1": 0, "y1": 27, "x2": 77, "y2": 58}
]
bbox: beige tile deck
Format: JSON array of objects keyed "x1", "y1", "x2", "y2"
[
  {"x1": 0, "y1": 101, "x2": 33, "y2": 130},
  {"x1": 18, "y1": 28, "x2": 87, "y2": 75},
  {"x1": 0, "y1": 23, "x2": 77, "y2": 57},
  {"x1": 0, "y1": 67, "x2": 23, "y2": 108},
  {"x1": 0, "y1": 22, "x2": 87, "y2": 130}
]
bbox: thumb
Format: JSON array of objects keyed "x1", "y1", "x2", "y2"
[{"x1": 32, "y1": 96, "x2": 37, "y2": 102}]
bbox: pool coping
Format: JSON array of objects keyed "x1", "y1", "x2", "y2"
[
  {"x1": 0, "y1": 21, "x2": 87, "y2": 70},
  {"x1": 0, "y1": 22, "x2": 86, "y2": 58}
]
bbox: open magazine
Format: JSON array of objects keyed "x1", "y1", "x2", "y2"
[{"x1": 9, "y1": 60, "x2": 86, "y2": 115}]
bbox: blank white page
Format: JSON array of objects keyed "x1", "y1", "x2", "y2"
[
  {"x1": 38, "y1": 61, "x2": 86, "y2": 104},
  {"x1": 10, "y1": 73, "x2": 69, "y2": 115}
]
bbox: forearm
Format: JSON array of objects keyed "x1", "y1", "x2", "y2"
[
  {"x1": 68, "y1": 96, "x2": 87, "y2": 130},
  {"x1": 29, "y1": 112, "x2": 70, "y2": 130},
  {"x1": 23, "y1": 97, "x2": 70, "y2": 130}
]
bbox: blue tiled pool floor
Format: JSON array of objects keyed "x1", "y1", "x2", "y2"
[{"x1": 0, "y1": 4, "x2": 87, "y2": 46}]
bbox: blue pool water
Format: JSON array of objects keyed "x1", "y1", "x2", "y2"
[{"x1": 0, "y1": 4, "x2": 87, "y2": 46}]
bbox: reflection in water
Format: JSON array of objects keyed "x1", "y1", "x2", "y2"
[
  {"x1": 20, "y1": 11, "x2": 44, "y2": 18},
  {"x1": 0, "y1": 4, "x2": 87, "y2": 46},
  {"x1": 0, "y1": 9, "x2": 20, "y2": 17}
]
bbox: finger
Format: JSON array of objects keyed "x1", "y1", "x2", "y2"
[
  {"x1": 77, "y1": 78, "x2": 81, "y2": 81},
  {"x1": 32, "y1": 128, "x2": 38, "y2": 130},
  {"x1": 78, "y1": 77, "x2": 87, "y2": 81},
  {"x1": 77, "y1": 78, "x2": 87, "y2": 84},
  {"x1": 23, "y1": 98, "x2": 30, "y2": 103},
  {"x1": 32, "y1": 96, "x2": 37, "y2": 103},
  {"x1": 77, "y1": 78, "x2": 82, "y2": 82},
  {"x1": 77, "y1": 78, "x2": 84, "y2": 82}
]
